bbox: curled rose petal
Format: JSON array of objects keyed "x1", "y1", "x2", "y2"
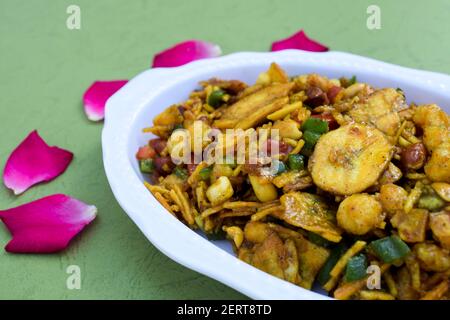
[
  {"x1": 0, "y1": 194, "x2": 97, "y2": 253},
  {"x1": 152, "y1": 40, "x2": 222, "y2": 68},
  {"x1": 3, "y1": 131, "x2": 73, "y2": 195},
  {"x1": 83, "y1": 80, "x2": 128, "y2": 121},
  {"x1": 271, "y1": 30, "x2": 328, "y2": 52}
]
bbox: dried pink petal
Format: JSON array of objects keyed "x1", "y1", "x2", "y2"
[
  {"x1": 3, "y1": 131, "x2": 73, "y2": 195},
  {"x1": 0, "y1": 194, "x2": 97, "y2": 253},
  {"x1": 271, "y1": 30, "x2": 328, "y2": 52},
  {"x1": 152, "y1": 40, "x2": 222, "y2": 68},
  {"x1": 83, "y1": 80, "x2": 127, "y2": 121}
]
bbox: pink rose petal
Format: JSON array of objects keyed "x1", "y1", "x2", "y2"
[
  {"x1": 0, "y1": 194, "x2": 97, "y2": 253},
  {"x1": 83, "y1": 80, "x2": 128, "y2": 121},
  {"x1": 3, "y1": 131, "x2": 73, "y2": 195},
  {"x1": 271, "y1": 30, "x2": 328, "y2": 52},
  {"x1": 152, "y1": 40, "x2": 222, "y2": 68}
]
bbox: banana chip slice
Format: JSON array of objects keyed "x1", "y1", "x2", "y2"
[
  {"x1": 347, "y1": 88, "x2": 406, "y2": 136},
  {"x1": 213, "y1": 82, "x2": 293, "y2": 129},
  {"x1": 309, "y1": 123, "x2": 393, "y2": 195}
]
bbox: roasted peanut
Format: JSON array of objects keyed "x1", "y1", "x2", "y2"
[
  {"x1": 304, "y1": 86, "x2": 329, "y2": 107},
  {"x1": 401, "y1": 143, "x2": 427, "y2": 170}
]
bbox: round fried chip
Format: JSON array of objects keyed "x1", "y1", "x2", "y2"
[{"x1": 309, "y1": 123, "x2": 393, "y2": 195}]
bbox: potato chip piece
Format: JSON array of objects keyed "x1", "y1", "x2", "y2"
[
  {"x1": 153, "y1": 104, "x2": 184, "y2": 126},
  {"x1": 258, "y1": 62, "x2": 290, "y2": 85},
  {"x1": 241, "y1": 221, "x2": 330, "y2": 288},
  {"x1": 283, "y1": 239, "x2": 301, "y2": 285},
  {"x1": 430, "y1": 211, "x2": 450, "y2": 249},
  {"x1": 238, "y1": 245, "x2": 254, "y2": 264},
  {"x1": 223, "y1": 226, "x2": 244, "y2": 248},
  {"x1": 251, "y1": 232, "x2": 286, "y2": 280},
  {"x1": 243, "y1": 221, "x2": 273, "y2": 244},
  {"x1": 277, "y1": 192, "x2": 342, "y2": 242},
  {"x1": 391, "y1": 209, "x2": 428, "y2": 243},
  {"x1": 294, "y1": 237, "x2": 330, "y2": 289}
]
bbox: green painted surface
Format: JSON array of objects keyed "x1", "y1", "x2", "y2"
[{"x1": 0, "y1": 0, "x2": 449, "y2": 299}]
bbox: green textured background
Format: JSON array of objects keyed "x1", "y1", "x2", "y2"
[{"x1": 0, "y1": 0, "x2": 449, "y2": 299}]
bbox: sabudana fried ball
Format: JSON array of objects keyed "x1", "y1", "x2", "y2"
[{"x1": 337, "y1": 194, "x2": 385, "y2": 235}]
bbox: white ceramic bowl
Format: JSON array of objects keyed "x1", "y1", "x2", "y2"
[{"x1": 102, "y1": 50, "x2": 450, "y2": 300}]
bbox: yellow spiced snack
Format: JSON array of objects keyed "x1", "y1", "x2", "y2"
[{"x1": 137, "y1": 63, "x2": 450, "y2": 300}]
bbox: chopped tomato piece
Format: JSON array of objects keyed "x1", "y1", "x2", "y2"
[
  {"x1": 327, "y1": 85, "x2": 343, "y2": 103},
  {"x1": 136, "y1": 145, "x2": 156, "y2": 160}
]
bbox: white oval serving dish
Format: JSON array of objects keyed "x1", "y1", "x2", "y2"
[{"x1": 102, "y1": 50, "x2": 450, "y2": 300}]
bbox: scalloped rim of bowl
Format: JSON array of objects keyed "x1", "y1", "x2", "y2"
[{"x1": 102, "y1": 50, "x2": 450, "y2": 300}]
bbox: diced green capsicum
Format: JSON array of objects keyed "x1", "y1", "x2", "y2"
[
  {"x1": 303, "y1": 130, "x2": 322, "y2": 146},
  {"x1": 348, "y1": 75, "x2": 357, "y2": 86},
  {"x1": 300, "y1": 130, "x2": 322, "y2": 156},
  {"x1": 199, "y1": 166, "x2": 213, "y2": 181},
  {"x1": 288, "y1": 154, "x2": 305, "y2": 171},
  {"x1": 174, "y1": 166, "x2": 188, "y2": 180},
  {"x1": 340, "y1": 75, "x2": 357, "y2": 88},
  {"x1": 344, "y1": 254, "x2": 368, "y2": 282},
  {"x1": 208, "y1": 89, "x2": 226, "y2": 107},
  {"x1": 139, "y1": 159, "x2": 155, "y2": 173},
  {"x1": 369, "y1": 235, "x2": 410, "y2": 263},
  {"x1": 302, "y1": 118, "x2": 329, "y2": 134}
]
